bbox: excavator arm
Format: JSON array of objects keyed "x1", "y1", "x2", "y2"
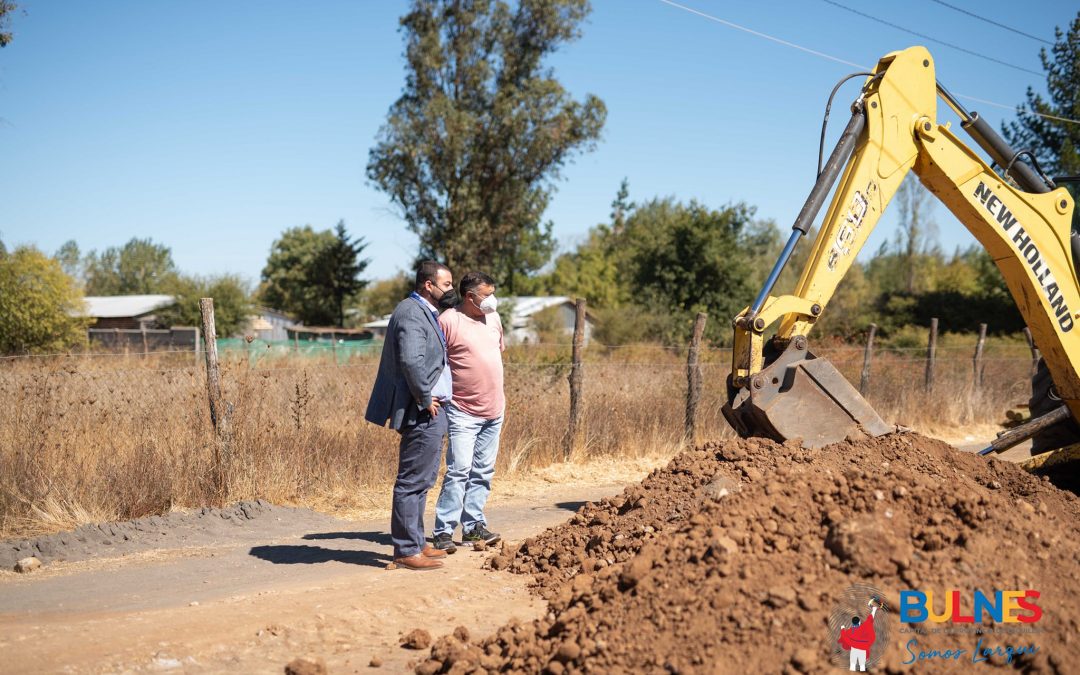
[{"x1": 722, "y1": 46, "x2": 1079, "y2": 448}]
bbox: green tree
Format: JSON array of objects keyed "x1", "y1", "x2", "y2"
[
  {"x1": 55, "y1": 240, "x2": 83, "y2": 284},
  {"x1": 359, "y1": 272, "x2": 413, "y2": 321},
  {"x1": 1004, "y1": 12, "x2": 1080, "y2": 175},
  {"x1": 815, "y1": 261, "x2": 875, "y2": 338},
  {"x1": 316, "y1": 221, "x2": 370, "y2": 327},
  {"x1": 84, "y1": 238, "x2": 178, "y2": 295},
  {"x1": 540, "y1": 195, "x2": 763, "y2": 345},
  {"x1": 963, "y1": 245, "x2": 1011, "y2": 300},
  {"x1": 893, "y1": 175, "x2": 938, "y2": 293},
  {"x1": 0, "y1": 1, "x2": 18, "y2": 48},
  {"x1": 367, "y1": 0, "x2": 606, "y2": 292},
  {"x1": 259, "y1": 222, "x2": 369, "y2": 326},
  {"x1": 529, "y1": 180, "x2": 633, "y2": 306},
  {"x1": 539, "y1": 228, "x2": 622, "y2": 308},
  {"x1": 609, "y1": 178, "x2": 633, "y2": 233},
  {"x1": 621, "y1": 199, "x2": 758, "y2": 344},
  {"x1": 157, "y1": 274, "x2": 252, "y2": 337},
  {"x1": 0, "y1": 245, "x2": 90, "y2": 354}
]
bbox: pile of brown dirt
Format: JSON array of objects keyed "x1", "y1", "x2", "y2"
[{"x1": 416, "y1": 433, "x2": 1080, "y2": 674}]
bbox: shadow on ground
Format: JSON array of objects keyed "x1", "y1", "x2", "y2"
[
  {"x1": 249, "y1": 544, "x2": 391, "y2": 568},
  {"x1": 554, "y1": 501, "x2": 589, "y2": 513},
  {"x1": 302, "y1": 531, "x2": 394, "y2": 546}
]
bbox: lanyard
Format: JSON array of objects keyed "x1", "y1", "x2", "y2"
[{"x1": 409, "y1": 292, "x2": 448, "y2": 354}]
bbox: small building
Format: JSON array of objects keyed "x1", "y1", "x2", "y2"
[
  {"x1": 81, "y1": 295, "x2": 199, "y2": 350},
  {"x1": 504, "y1": 296, "x2": 595, "y2": 345},
  {"x1": 362, "y1": 315, "x2": 391, "y2": 340},
  {"x1": 249, "y1": 307, "x2": 297, "y2": 342},
  {"x1": 82, "y1": 295, "x2": 176, "y2": 330}
]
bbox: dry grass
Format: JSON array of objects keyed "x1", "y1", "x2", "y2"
[{"x1": 0, "y1": 337, "x2": 1034, "y2": 538}]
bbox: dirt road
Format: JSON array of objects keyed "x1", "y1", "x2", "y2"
[{"x1": 0, "y1": 482, "x2": 628, "y2": 674}]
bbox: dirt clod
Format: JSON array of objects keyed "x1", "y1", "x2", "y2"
[
  {"x1": 437, "y1": 434, "x2": 1080, "y2": 673},
  {"x1": 284, "y1": 656, "x2": 326, "y2": 675},
  {"x1": 400, "y1": 628, "x2": 432, "y2": 650},
  {"x1": 14, "y1": 556, "x2": 42, "y2": 573}
]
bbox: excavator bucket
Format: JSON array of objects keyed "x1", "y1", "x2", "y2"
[{"x1": 722, "y1": 340, "x2": 893, "y2": 449}]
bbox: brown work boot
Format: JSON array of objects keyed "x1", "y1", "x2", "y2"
[
  {"x1": 421, "y1": 544, "x2": 447, "y2": 559},
  {"x1": 394, "y1": 553, "x2": 444, "y2": 571}
]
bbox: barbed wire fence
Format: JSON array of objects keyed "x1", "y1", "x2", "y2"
[{"x1": 1, "y1": 301, "x2": 1040, "y2": 470}]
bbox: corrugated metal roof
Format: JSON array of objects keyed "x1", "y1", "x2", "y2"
[
  {"x1": 504, "y1": 296, "x2": 595, "y2": 329},
  {"x1": 82, "y1": 295, "x2": 176, "y2": 318},
  {"x1": 507, "y1": 296, "x2": 571, "y2": 319},
  {"x1": 363, "y1": 317, "x2": 391, "y2": 329}
]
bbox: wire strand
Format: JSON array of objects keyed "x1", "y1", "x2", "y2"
[
  {"x1": 820, "y1": 0, "x2": 1042, "y2": 76},
  {"x1": 655, "y1": 0, "x2": 1080, "y2": 126},
  {"x1": 928, "y1": 0, "x2": 1052, "y2": 46},
  {"x1": 949, "y1": 92, "x2": 1080, "y2": 125},
  {"x1": 656, "y1": 0, "x2": 865, "y2": 68}
]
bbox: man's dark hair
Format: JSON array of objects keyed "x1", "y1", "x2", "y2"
[
  {"x1": 852, "y1": 616, "x2": 861, "y2": 626},
  {"x1": 414, "y1": 260, "x2": 450, "y2": 291},
  {"x1": 459, "y1": 271, "x2": 496, "y2": 296}
]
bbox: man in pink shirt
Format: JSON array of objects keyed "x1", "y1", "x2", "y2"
[{"x1": 431, "y1": 272, "x2": 505, "y2": 552}]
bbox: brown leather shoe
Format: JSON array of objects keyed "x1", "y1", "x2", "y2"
[
  {"x1": 421, "y1": 544, "x2": 447, "y2": 559},
  {"x1": 394, "y1": 553, "x2": 444, "y2": 571}
]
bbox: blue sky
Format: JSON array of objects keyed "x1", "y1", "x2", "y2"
[{"x1": 0, "y1": 0, "x2": 1072, "y2": 287}]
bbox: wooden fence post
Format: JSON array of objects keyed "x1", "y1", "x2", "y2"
[
  {"x1": 563, "y1": 298, "x2": 587, "y2": 460},
  {"x1": 330, "y1": 331, "x2": 338, "y2": 364},
  {"x1": 684, "y1": 312, "x2": 707, "y2": 446},
  {"x1": 925, "y1": 318, "x2": 938, "y2": 393},
  {"x1": 1023, "y1": 327, "x2": 1041, "y2": 377},
  {"x1": 140, "y1": 326, "x2": 149, "y2": 358},
  {"x1": 973, "y1": 323, "x2": 987, "y2": 392},
  {"x1": 199, "y1": 298, "x2": 231, "y2": 503},
  {"x1": 859, "y1": 323, "x2": 877, "y2": 395}
]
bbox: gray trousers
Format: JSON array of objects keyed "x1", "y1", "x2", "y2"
[{"x1": 391, "y1": 409, "x2": 447, "y2": 558}]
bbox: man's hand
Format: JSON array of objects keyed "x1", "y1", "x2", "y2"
[{"x1": 426, "y1": 400, "x2": 442, "y2": 417}]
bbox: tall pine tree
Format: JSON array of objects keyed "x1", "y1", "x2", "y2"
[
  {"x1": 316, "y1": 221, "x2": 370, "y2": 328},
  {"x1": 1004, "y1": 12, "x2": 1080, "y2": 175}
]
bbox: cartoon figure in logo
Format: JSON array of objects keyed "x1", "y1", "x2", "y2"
[{"x1": 838, "y1": 597, "x2": 880, "y2": 671}]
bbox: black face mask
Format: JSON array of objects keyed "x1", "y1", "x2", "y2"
[{"x1": 434, "y1": 287, "x2": 459, "y2": 310}]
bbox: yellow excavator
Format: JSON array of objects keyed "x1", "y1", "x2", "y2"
[{"x1": 722, "y1": 46, "x2": 1080, "y2": 469}]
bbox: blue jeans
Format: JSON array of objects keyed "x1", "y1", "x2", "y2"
[{"x1": 434, "y1": 403, "x2": 503, "y2": 536}]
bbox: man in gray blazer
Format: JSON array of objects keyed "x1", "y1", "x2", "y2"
[{"x1": 365, "y1": 260, "x2": 458, "y2": 570}]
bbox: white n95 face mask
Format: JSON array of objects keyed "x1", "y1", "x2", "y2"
[{"x1": 479, "y1": 294, "x2": 498, "y2": 314}]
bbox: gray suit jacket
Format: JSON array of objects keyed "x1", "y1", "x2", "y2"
[{"x1": 364, "y1": 296, "x2": 447, "y2": 430}]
